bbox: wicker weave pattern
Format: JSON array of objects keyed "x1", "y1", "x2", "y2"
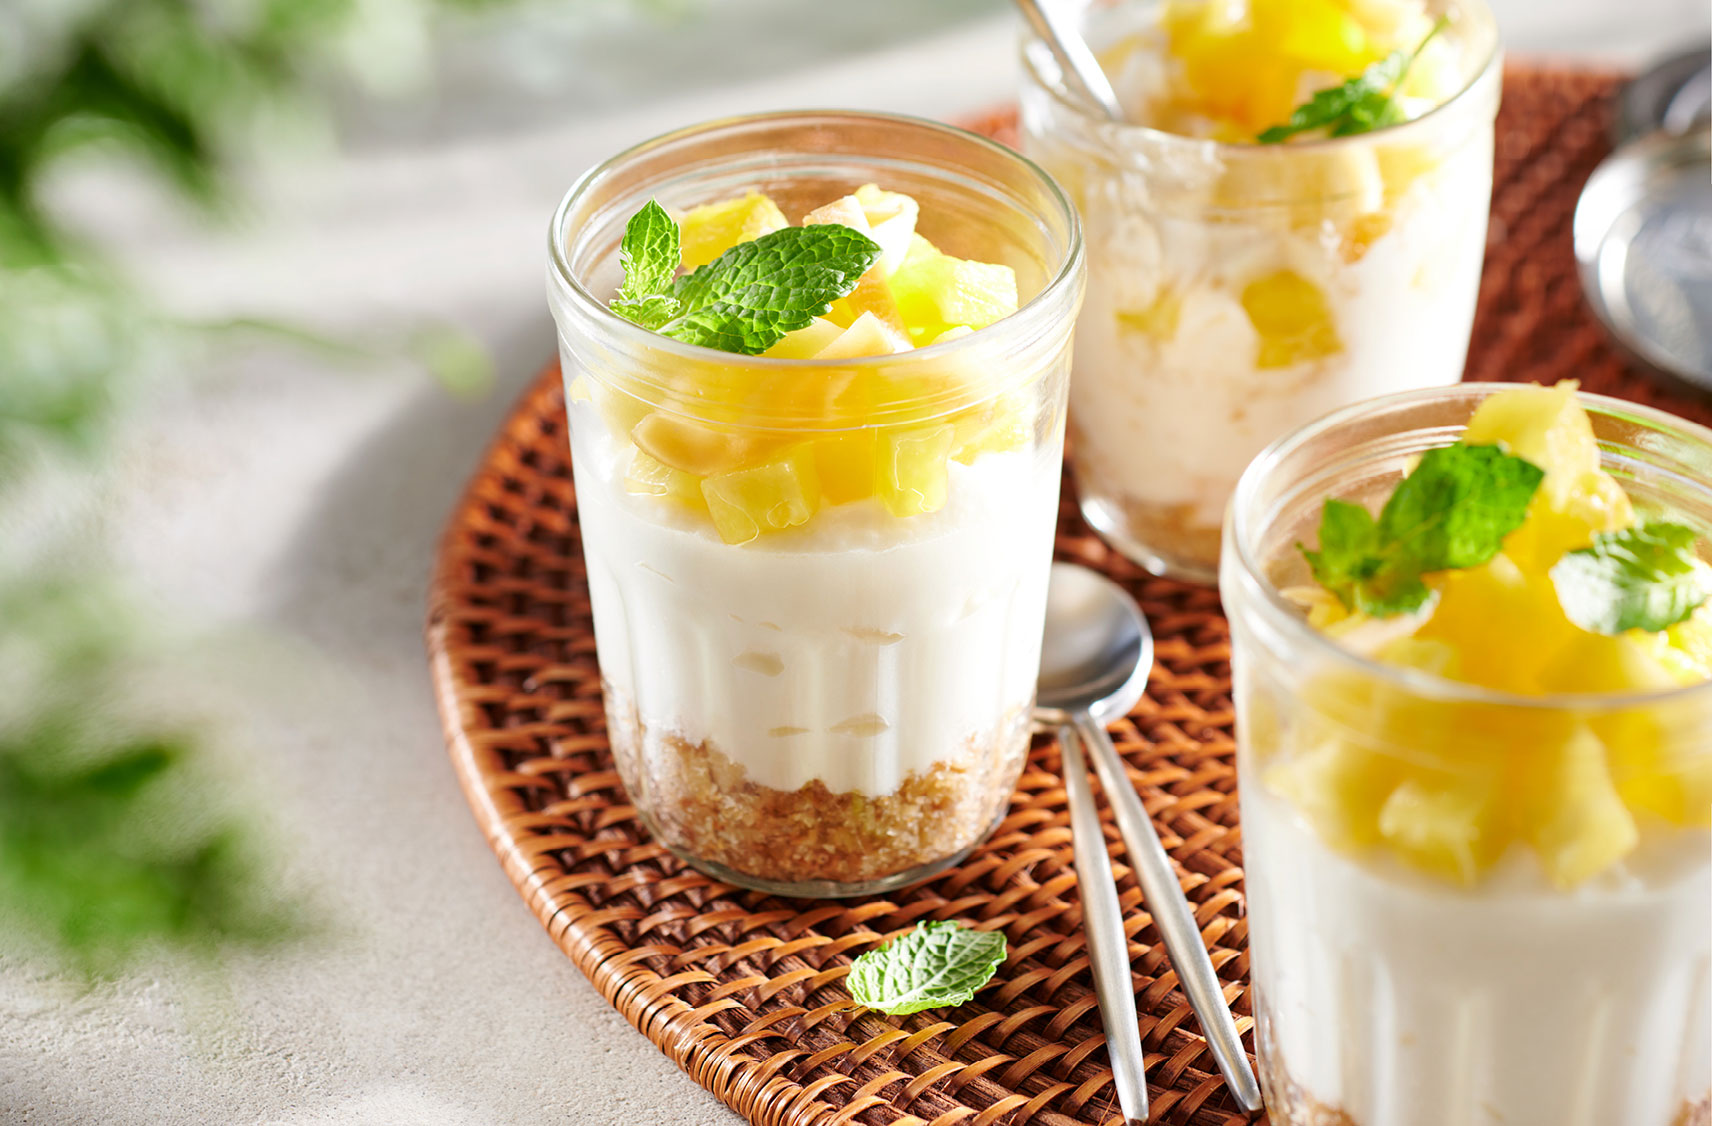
[{"x1": 428, "y1": 68, "x2": 1674, "y2": 1126}]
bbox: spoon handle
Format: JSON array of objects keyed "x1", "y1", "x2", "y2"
[
  {"x1": 1077, "y1": 714, "x2": 1266, "y2": 1114},
  {"x1": 1057, "y1": 722, "x2": 1150, "y2": 1125}
]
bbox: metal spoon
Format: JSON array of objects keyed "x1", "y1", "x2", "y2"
[
  {"x1": 1036, "y1": 563, "x2": 1265, "y2": 1115},
  {"x1": 1013, "y1": 0, "x2": 1127, "y2": 122}
]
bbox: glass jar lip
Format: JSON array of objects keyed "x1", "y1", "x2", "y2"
[
  {"x1": 1020, "y1": 0, "x2": 1501, "y2": 156},
  {"x1": 1226, "y1": 381, "x2": 1712, "y2": 714},
  {"x1": 546, "y1": 108, "x2": 1085, "y2": 375}
]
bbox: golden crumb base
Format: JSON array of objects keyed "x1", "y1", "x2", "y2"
[
  {"x1": 605, "y1": 691, "x2": 1030, "y2": 887},
  {"x1": 1258, "y1": 1054, "x2": 1357, "y2": 1126}
]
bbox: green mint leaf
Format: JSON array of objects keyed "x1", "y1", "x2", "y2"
[
  {"x1": 1301, "y1": 443, "x2": 1544, "y2": 617},
  {"x1": 617, "y1": 199, "x2": 680, "y2": 304},
  {"x1": 846, "y1": 920, "x2": 1006, "y2": 1015},
  {"x1": 611, "y1": 293, "x2": 680, "y2": 330},
  {"x1": 1258, "y1": 17, "x2": 1448, "y2": 143},
  {"x1": 658, "y1": 223, "x2": 882, "y2": 355},
  {"x1": 1551, "y1": 520, "x2": 1712, "y2": 635}
]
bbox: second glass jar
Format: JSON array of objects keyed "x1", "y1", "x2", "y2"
[{"x1": 1021, "y1": 0, "x2": 1501, "y2": 581}]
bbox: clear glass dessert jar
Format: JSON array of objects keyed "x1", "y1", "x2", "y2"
[
  {"x1": 546, "y1": 111, "x2": 1085, "y2": 898},
  {"x1": 1021, "y1": 0, "x2": 1501, "y2": 582},
  {"x1": 1222, "y1": 384, "x2": 1712, "y2": 1126}
]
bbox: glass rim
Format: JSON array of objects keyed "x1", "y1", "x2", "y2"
[
  {"x1": 1020, "y1": 0, "x2": 1502, "y2": 156},
  {"x1": 546, "y1": 108, "x2": 1085, "y2": 378},
  {"x1": 1226, "y1": 381, "x2": 1712, "y2": 714}
]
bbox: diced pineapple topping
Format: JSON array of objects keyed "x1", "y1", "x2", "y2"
[
  {"x1": 889, "y1": 234, "x2": 1021, "y2": 345},
  {"x1": 625, "y1": 448, "x2": 706, "y2": 513},
  {"x1": 1240, "y1": 269, "x2": 1343, "y2": 369},
  {"x1": 1280, "y1": 383, "x2": 1712, "y2": 888},
  {"x1": 701, "y1": 444, "x2": 820, "y2": 545},
  {"x1": 1155, "y1": 0, "x2": 1459, "y2": 138},
  {"x1": 678, "y1": 192, "x2": 788, "y2": 270},
  {"x1": 606, "y1": 187, "x2": 1032, "y2": 541},
  {"x1": 876, "y1": 424, "x2": 955, "y2": 518}
]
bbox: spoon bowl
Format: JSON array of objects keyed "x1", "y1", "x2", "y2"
[{"x1": 1036, "y1": 561, "x2": 1154, "y2": 727}]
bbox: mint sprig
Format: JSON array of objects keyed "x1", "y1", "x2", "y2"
[
  {"x1": 845, "y1": 920, "x2": 1006, "y2": 1016},
  {"x1": 1258, "y1": 17, "x2": 1449, "y2": 143},
  {"x1": 1551, "y1": 520, "x2": 1712, "y2": 635},
  {"x1": 611, "y1": 200, "x2": 681, "y2": 328},
  {"x1": 606, "y1": 199, "x2": 881, "y2": 355},
  {"x1": 1302, "y1": 443, "x2": 1544, "y2": 617}
]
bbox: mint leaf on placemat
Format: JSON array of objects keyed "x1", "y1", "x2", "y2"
[
  {"x1": 1258, "y1": 16, "x2": 1448, "y2": 142},
  {"x1": 1552, "y1": 520, "x2": 1712, "y2": 635},
  {"x1": 1303, "y1": 443, "x2": 1544, "y2": 617},
  {"x1": 846, "y1": 920, "x2": 1006, "y2": 1015}
]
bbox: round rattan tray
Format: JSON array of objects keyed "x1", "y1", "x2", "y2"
[{"x1": 427, "y1": 66, "x2": 1702, "y2": 1126}]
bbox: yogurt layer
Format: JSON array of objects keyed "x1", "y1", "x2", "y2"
[
  {"x1": 1070, "y1": 152, "x2": 1491, "y2": 533},
  {"x1": 570, "y1": 396, "x2": 1061, "y2": 796},
  {"x1": 1244, "y1": 784, "x2": 1712, "y2": 1126}
]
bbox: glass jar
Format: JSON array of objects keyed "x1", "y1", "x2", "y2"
[
  {"x1": 1222, "y1": 383, "x2": 1712, "y2": 1126},
  {"x1": 547, "y1": 111, "x2": 1085, "y2": 898},
  {"x1": 1020, "y1": 0, "x2": 1501, "y2": 582}
]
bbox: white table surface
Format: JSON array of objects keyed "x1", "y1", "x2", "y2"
[{"x1": 5, "y1": 5, "x2": 1704, "y2": 1124}]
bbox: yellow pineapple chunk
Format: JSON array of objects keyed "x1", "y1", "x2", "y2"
[
  {"x1": 803, "y1": 194, "x2": 871, "y2": 233},
  {"x1": 816, "y1": 311, "x2": 911, "y2": 359},
  {"x1": 1265, "y1": 738, "x2": 1400, "y2": 851},
  {"x1": 1240, "y1": 269, "x2": 1343, "y2": 369},
  {"x1": 1462, "y1": 382, "x2": 1634, "y2": 567},
  {"x1": 1617, "y1": 740, "x2": 1712, "y2": 829},
  {"x1": 1259, "y1": 0, "x2": 1373, "y2": 73},
  {"x1": 1666, "y1": 607, "x2": 1712, "y2": 675},
  {"x1": 889, "y1": 234, "x2": 1019, "y2": 342},
  {"x1": 1117, "y1": 289, "x2": 1183, "y2": 341},
  {"x1": 765, "y1": 317, "x2": 846, "y2": 359},
  {"x1": 625, "y1": 449, "x2": 705, "y2": 513},
  {"x1": 679, "y1": 192, "x2": 788, "y2": 270},
  {"x1": 1378, "y1": 773, "x2": 1507, "y2": 886},
  {"x1": 1166, "y1": 0, "x2": 1296, "y2": 135},
  {"x1": 813, "y1": 430, "x2": 878, "y2": 507},
  {"x1": 876, "y1": 423, "x2": 955, "y2": 517},
  {"x1": 701, "y1": 444, "x2": 820, "y2": 545},
  {"x1": 829, "y1": 271, "x2": 910, "y2": 337},
  {"x1": 952, "y1": 392, "x2": 1031, "y2": 465},
  {"x1": 853, "y1": 184, "x2": 920, "y2": 278},
  {"x1": 633, "y1": 411, "x2": 775, "y2": 477},
  {"x1": 1524, "y1": 727, "x2": 1639, "y2": 888},
  {"x1": 1415, "y1": 552, "x2": 1582, "y2": 695},
  {"x1": 588, "y1": 381, "x2": 651, "y2": 440}
]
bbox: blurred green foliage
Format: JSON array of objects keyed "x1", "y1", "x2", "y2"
[{"x1": 0, "y1": 0, "x2": 541, "y2": 974}]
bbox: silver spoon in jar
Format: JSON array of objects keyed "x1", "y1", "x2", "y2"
[
  {"x1": 1012, "y1": 0, "x2": 1128, "y2": 122},
  {"x1": 1035, "y1": 562, "x2": 1265, "y2": 1116}
]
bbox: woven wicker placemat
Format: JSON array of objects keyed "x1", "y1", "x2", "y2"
[{"x1": 427, "y1": 66, "x2": 1694, "y2": 1126}]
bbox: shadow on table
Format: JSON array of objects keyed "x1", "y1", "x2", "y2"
[{"x1": 258, "y1": 312, "x2": 553, "y2": 662}]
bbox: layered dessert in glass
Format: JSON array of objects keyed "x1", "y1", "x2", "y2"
[
  {"x1": 546, "y1": 113, "x2": 1084, "y2": 897},
  {"x1": 1022, "y1": 0, "x2": 1500, "y2": 581},
  {"x1": 1223, "y1": 382, "x2": 1712, "y2": 1126}
]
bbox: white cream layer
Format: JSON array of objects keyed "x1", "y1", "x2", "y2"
[
  {"x1": 1243, "y1": 784, "x2": 1712, "y2": 1126},
  {"x1": 569, "y1": 398, "x2": 1060, "y2": 796},
  {"x1": 1068, "y1": 156, "x2": 1491, "y2": 532}
]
